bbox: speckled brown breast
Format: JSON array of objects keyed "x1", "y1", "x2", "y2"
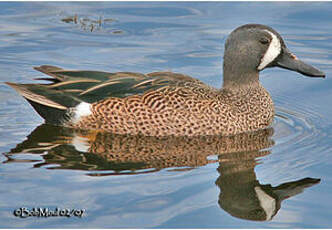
[{"x1": 72, "y1": 81, "x2": 274, "y2": 137}]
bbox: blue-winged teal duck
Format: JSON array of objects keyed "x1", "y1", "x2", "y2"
[{"x1": 6, "y1": 24, "x2": 325, "y2": 136}]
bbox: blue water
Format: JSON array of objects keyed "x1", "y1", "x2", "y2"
[{"x1": 0, "y1": 2, "x2": 332, "y2": 228}]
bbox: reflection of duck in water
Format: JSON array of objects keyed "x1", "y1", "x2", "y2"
[
  {"x1": 6, "y1": 124, "x2": 274, "y2": 173},
  {"x1": 5, "y1": 125, "x2": 320, "y2": 221},
  {"x1": 216, "y1": 152, "x2": 320, "y2": 221}
]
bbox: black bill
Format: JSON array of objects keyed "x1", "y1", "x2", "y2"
[{"x1": 274, "y1": 47, "x2": 325, "y2": 78}]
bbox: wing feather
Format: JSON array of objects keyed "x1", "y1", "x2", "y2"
[{"x1": 11, "y1": 65, "x2": 203, "y2": 104}]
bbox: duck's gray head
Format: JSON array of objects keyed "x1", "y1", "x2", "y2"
[{"x1": 223, "y1": 24, "x2": 325, "y2": 87}]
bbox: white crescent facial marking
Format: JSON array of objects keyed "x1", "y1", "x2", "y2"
[
  {"x1": 73, "y1": 102, "x2": 92, "y2": 122},
  {"x1": 258, "y1": 30, "x2": 281, "y2": 70},
  {"x1": 255, "y1": 186, "x2": 277, "y2": 221}
]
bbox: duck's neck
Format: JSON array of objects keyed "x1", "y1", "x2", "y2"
[
  {"x1": 222, "y1": 66, "x2": 260, "y2": 90},
  {"x1": 222, "y1": 50, "x2": 260, "y2": 90}
]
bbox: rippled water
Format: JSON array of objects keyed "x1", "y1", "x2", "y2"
[{"x1": 0, "y1": 2, "x2": 332, "y2": 228}]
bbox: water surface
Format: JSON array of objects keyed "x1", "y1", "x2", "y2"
[{"x1": 0, "y1": 2, "x2": 332, "y2": 228}]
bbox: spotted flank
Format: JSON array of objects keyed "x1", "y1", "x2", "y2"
[{"x1": 6, "y1": 24, "x2": 325, "y2": 136}]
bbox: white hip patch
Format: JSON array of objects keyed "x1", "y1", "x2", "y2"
[
  {"x1": 73, "y1": 102, "x2": 92, "y2": 123},
  {"x1": 258, "y1": 30, "x2": 281, "y2": 70}
]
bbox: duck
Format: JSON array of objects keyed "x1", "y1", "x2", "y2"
[{"x1": 6, "y1": 24, "x2": 325, "y2": 136}]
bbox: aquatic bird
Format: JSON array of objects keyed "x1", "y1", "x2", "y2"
[{"x1": 6, "y1": 24, "x2": 325, "y2": 136}]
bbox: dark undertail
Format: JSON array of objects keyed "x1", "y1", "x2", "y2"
[{"x1": 26, "y1": 99, "x2": 69, "y2": 125}]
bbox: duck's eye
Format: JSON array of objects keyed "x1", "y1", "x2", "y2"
[{"x1": 259, "y1": 37, "x2": 270, "y2": 45}]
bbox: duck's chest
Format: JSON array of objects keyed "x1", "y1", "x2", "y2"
[{"x1": 219, "y1": 86, "x2": 275, "y2": 134}]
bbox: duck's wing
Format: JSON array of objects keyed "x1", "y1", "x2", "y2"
[
  {"x1": 6, "y1": 65, "x2": 203, "y2": 110},
  {"x1": 35, "y1": 65, "x2": 202, "y2": 102}
]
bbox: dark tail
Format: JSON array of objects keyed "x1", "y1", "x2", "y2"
[{"x1": 5, "y1": 82, "x2": 80, "y2": 124}]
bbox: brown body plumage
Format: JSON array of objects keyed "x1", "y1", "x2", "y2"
[
  {"x1": 76, "y1": 79, "x2": 274, "y2": 136},
  {"x1": 5, "y1": 24, "x2": 324, "y2": 136}
]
